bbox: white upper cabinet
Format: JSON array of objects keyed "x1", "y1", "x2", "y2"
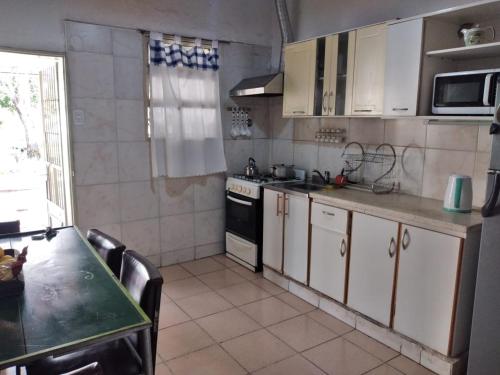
[
  {"x1": 262, "y1": 189, "x2": 284, "y2": 272},
  {"x1": 394, "y1": 224, "x2": 461, "y2": 355},
  {"x1": 322, "y1": 35, "x2": 339, "y2": 116},
  {"x1": 348, "y1": 212, "x2": 398, "y2": 326},
  {"x1": 283, "y1": 40, "x2": 317, "y2": 116},
  {"x1": 283, "y1": 194, "x2": 310, "y2": 284},
  {"x1": 383, "y1": 18, "x2": 424, "y2": 117},
  {"x1": 351, "y1": 24, "x2": 387, "y2": 116}
]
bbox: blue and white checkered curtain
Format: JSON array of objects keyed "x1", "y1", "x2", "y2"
[
  {"x1": 149, "y1": 32, "x2": 227, "y2": 178},
  {"x1": 149, "y1": 34, "x2": 219, "y2": 71}
]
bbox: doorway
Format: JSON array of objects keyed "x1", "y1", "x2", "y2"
[{"x1": 0, "y1": 51, "x2": 73, "y2": 231}]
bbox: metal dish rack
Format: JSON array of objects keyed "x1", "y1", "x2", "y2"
[{"x1": 341, "y1": 142, "x2": 400, "y2": 194}]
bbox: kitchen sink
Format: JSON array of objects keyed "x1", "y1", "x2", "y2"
[{"x1": 287, "y1": 183, "x2": 325, "y2": 192}]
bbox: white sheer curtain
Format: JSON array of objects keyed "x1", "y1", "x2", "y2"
[{"x1": 149, "y1": 33, "x2": 227, "y2": 178}]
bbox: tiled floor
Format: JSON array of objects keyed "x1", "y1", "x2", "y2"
[{"x1": 156, "y1": 255, "x2": 437, "y2": 375}]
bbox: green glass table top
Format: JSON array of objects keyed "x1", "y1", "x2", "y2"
[{"x1": 0, "y1": 227, "x2": 150, "y2": 367}]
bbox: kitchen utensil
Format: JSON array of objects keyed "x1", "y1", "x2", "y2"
[
  {"x1": 443, "y1": 175, "x2": 472, "y2": 213},
  {"x1": 269, "y1": 164, "x2": 295, "y2": 179},
  {"x1": 244, "y1": 157, "x2": 259, "y2": 177},
  {"x1": 459, "y1": 24, "x2": 495, "y2": 46},
  {"x1": 335, "y1": 169, "x2": 347, "y2": 186}
]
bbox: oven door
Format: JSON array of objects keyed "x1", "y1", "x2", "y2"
[
  {"x1": 433, "y1": 72, "x2": 495, "y2": 115},
  {"x1": 225, "y1": 191, "x2": 259, "y2": 243}
]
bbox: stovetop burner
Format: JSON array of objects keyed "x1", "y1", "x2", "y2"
[{"x1": 232, "y1": 173, "x2": 301, "y2": 185}]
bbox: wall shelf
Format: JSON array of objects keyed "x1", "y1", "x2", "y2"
[{"x1": 426, "y1": 41, "x2": 500, "y2": 60}]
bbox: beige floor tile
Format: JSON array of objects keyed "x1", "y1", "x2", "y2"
[
  {"x1": 157, "y1": 321, "x2": 214, "y2": 361},
  {"x1": 365, "y1": 364, "x2": 404, "y2": 375},
  {"x1": 253, "y1": 354, "x2": 326, "y2": 375},
  {"x1": 276, "y1": 292, "x2": 316, "y2": 313},
  {"x1": 159, "y1": 301, "x2": 191, "y2": 329},
  {"x1": 217, "y1": 281, "x2": 271, "y2": 306},
  {"x1": 155, "y1": 363, "x2": 173, "y2": 375},
  {"x1": 303, "y1": 337, "x2": 381, "y2": 375},
  {"x1": 212, "y1": 254, "x2": 239, "y2": 267},
  {"x1": 197, "y1": 268, "x2": 246, "y2": 290},
  {"x1": 251, "y1": 278, "x2": 287, "y2": 295},
  {"x1": 159, "y1": 264, "x2": 193, "y2": 283},
  {"x1": 387, "y1": 356, "x2": 436, "y2": 375},
  {"x1": 268, "y1": 315, "x2": 338, "y2": 352},
  {"x1": 161, "y1": 292, "x2": 172, "y2": 304},
  {"x1": 180, "y1": 257, "x2": 226, "y2": 275},
  {"x1": 221, "y1": 329, "x2": 295, "y2": 372},
  {"x1": 175, "y1": 291, "x2": 233, "y2": 319},
  {"x1": 344, "y1": 330, "x2": 399, "y2": 362},
  {"x1": 307, "y1": 309, "x2": 354, "y2": 335},
  {"x1": 163, "y1": 277, "x2": 211, "y2": 300},
  {"x1": 196, "y1": 308, "x2": 262, "y2": 342},
  {"x1": 231, "y1": 264, "x2": 263, "y2": 280},
  {"x1": 239, "y1": 296, "x2": 301, "y2": 326},
  {"x1": 167, "y1": 345, "x2": 246, "y2": 375}
]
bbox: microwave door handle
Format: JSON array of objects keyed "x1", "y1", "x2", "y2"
[
  {"x1": 484, "y1": 73, "x2": 493, "y2": 106},
  {"x1": 227, "y1": 195, "x2": 253, "y2": 206},
  {"x1": 482, "y1": 171, "x2": 500, "y2": 217}
]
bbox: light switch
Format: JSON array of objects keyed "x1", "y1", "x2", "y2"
[{"x1": 73, "y1": 109, "x2": 85, "y2": 126}]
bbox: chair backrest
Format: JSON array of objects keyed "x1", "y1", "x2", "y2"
[
  {"x1": 60, "y1": 362, "x2": 103, "y2": 375},
  {"x1": 120, "y1": 250, "x2": 163, "y2": 368},
  {"x1": 86, "y1": 229, "x2": 126, "y2": 278},
  {"x1": 0, "y1": 220, "x2": 20, "y2": 235}
]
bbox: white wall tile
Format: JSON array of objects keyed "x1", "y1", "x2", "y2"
[
  {"x1": 116, "y1": 99, "x2": 146, "y2": 141},
  {"x1": 65, "y1": 22, "x2": 112, "y2": 54},
  {"x1": 76, "y1": 183, "x2": 120, "y2": 227},
  {"x1": 113, "y1": 56, "x2": 144, "y2": 100},
  {"x1": 269, "y1": 97, "x2": 294, "y2": 140},
  {"x1": 263, "y1": 266, "x2": 290, "y2": 290},
  {"x1": 318, "y1": 297, "x2": 356, "y2": 327},
  {"x1": 477, "y1": 125, "x2": 492, "y2": 153},
  {"x1": 161, "y1": 247, "x2": 195, "y2": 266},
  {"x1": 71, "y1": 98, "x2": 116, "y2": 142},
  {"x1": 160, "y1": 213, "x2": 195, "y2": 251},
  {"x1": 317, "y1": 144, "x2": 344, "y2": 177},
  {"x1": 73, "y1": 142, "x2": 118, "y2": 185},
  {"x1": 196, "y1": 242, "x2": 225, "y2": 259},
  {"x1": 348, "y1": 118, "x2": 385, "y2": 145},
  {"x1": 473, "y1": 152, "x2": 490, "y2": 207},
  {"x1": 421, "y1": 149, "x2": 476, "y2": 201},
  {"x1": 253, "y1": 139, "x2": 271, "y2": 171},
  {"x1": 121, "y1": 218, "x2": 160, "y2": 256},
  {"x1": 224, "y1": 139, "x2": 253, "y2": 174},
  {"x1": 112, "y1": 28, "x2": 143, "y2": 58},
  {"x1": 398, "y1": 146, "x2": 425, "y2": 196},
  {"x1": 294, "y1": 118, "x2": 320, "y2": 141},
  {"x1": 384, "y1": 118, "x2": 427, "y2": 147},
  {"x1": 426, "y1": 124, "x2": 478, "y2": 152},
  {"x1": 289, "y1": 281, "x2": 320, "y2": 307},
  {"x1": 293, "y1": 141, "x2": 318, "y2": 177},
  {"x1": 68, "y1": 52, "x2": 114, "y2": 99},
  {"x1": 118, "y1": 141, "x2": 151, "y2": 182},
  {"x1": 271, "y1": 139, "x2": 294, "y2": 165},
  {"x1": 146, "y1": 254, "x2": 161, "y2": 267},
  {"x1": 119, "y1": 180, "x2": 159, "y2": 221},
  {"x1": 195, "y1": 209, "x2": 225, "y2": 246},
  {"x1": 158, "y1": 177, "x2": 195, "y2": 216},
  {"x1": 194, "y1": 174, "x2": 225, "y2": 212}
]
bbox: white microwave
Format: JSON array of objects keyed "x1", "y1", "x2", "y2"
[{"x1": 432, "y1": 69, "x2": 500, "y2": 115}]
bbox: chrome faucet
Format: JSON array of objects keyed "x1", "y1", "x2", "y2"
[{"x1": 313, "y1": 170, "x2": 330, "y2": 184}]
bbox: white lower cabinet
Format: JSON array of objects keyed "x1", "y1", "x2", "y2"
[
  {"x1": 283, "y1": 194, "x2": 310, "y2": 284},
  {"x1": 348, "y1": 212, "x2": 398, "y2": 326},
  {"x1": 394, "y1": 224, "x2": 462, "y2": 355},
  {"x1": 262, "y1": 189, "x2": 284, "y2": 272},
  {"x1": 309, "y1": 203, "x2": 349, "y2": 303}
]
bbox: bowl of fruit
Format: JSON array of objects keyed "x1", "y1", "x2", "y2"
[{"x1": 0, "y1": 246, "x2": 28, "y2": 298}]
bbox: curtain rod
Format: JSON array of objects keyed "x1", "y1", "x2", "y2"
[{"x1": 139, "y1": 29, "x2": 230, "y2": 45}]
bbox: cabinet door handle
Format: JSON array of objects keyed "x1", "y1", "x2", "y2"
[
  {"x1": 328, "y1": 91, "x2": 334, "y2": 113},
  {"x1": 402, "y1": 228, "x2": 410, "y2": 250},
  {"x1": 322, "y1": 91, "x2": 328, "y2": 112},
  {"x1": 392, "y1": 107, "x2": 409, "y2": 111},
  {"x1": 284, "y1": 195, "x2": 289, "y2": 216},
  {"x1": 388, "y1": 237, "x2": 396, "y2": 258},
  {"x1": 322, "y1": 210, "x2": 335, "y2": 216},
  {"x1": 276, "y1": 194, "x2": 282, "y2": 216},
  {"x1": 340, "y1": 238, "x2": 347, "y2": 257},
  {"x1": 354, "y1": 109, "x2": 372, "y2": 112},
  {"x1": 293, "y1": 110, "x2": 305, "y2": 114}
]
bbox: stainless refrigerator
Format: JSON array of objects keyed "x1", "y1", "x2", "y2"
[{"x1": 468, "y1": 76, "x2": 500, "y2": 374}]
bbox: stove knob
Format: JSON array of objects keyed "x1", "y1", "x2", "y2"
[
  {"x1": 237, "y1": 186, "x2": 242, "y2": 193},
  {"x1": 244, "y1": 188, "x2": 249, "y2": 194}
]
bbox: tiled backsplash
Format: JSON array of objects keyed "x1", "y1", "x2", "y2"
[
  {"x1": 266, "y1": 98, "x2": 491, "y2": 207},
  {"x1": 67, "y1": 21, "x2": 272, "y2": 266}
]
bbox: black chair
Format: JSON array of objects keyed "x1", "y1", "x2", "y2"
[
  {"x1": 26, "y1": 250, "x2": 164, "y2": 375},
  {"x1": 86, "y1": 229, "x2": 125, "y2": 278},
  {"x1": 0, "y1": 220, "x2": 20, "y2": 235},
  {"x1": 61, "y1": 362, "x2": 103, "y2": 375}
]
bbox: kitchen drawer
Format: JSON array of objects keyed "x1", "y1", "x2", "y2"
[
  {"x1": 226, "y1": 232, "x2": 258, "y2": 266},
  {"x1": 311, "y1": 203, "x2": 348, "y2": 234}
]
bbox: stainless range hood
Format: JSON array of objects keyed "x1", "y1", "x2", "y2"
[
  {"x1": 229, "y1": 0, "x2": 292, "y2": 98},
  {"x1": 229, "y1": 73, "x2": 283, "y2": 97}
]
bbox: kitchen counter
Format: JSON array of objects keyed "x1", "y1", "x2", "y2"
[{"x1": 265, "y1": 184, "x2": 482, "y2": 238}]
